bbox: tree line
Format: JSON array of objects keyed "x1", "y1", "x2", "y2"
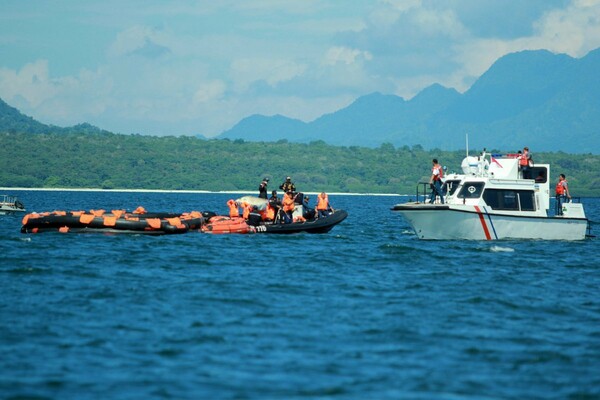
[{"x1": 1, "y1": 131, "x2": 599, "y2": 196}]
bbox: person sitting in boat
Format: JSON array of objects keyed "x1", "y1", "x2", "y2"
[
  {"x1": 268, "y1": 190, "x2": 281, "y2": 220},
  {"x1": 555, "y1": 173, "x2": 572, "y2": 215},
  {"x1": 316, "y1": 192, "x2": 333, "y2": 218},
  {"x1": 241, "y1": 202, "x2": 254, "y2": 220},
  {"x1": 279, "y1": 176, "x2": 296, "y2": 193},
  {"x1": 258, "y1": 178, "x2": 269, "y2": 199},
  {"x1": 302, "y1": 195, "x2": 316, "y2": 220},
  {"x1": 227, "y1": 199, "x2": 240, "y2": 218},
  {"x1": 518, "y1": 146, "x2": 533, "y2": 179},
  {"x1": 263, "y1": 200, "x2": 276, "y2": 221},
  {"x1": 535, "y1": 171, "x2": 545, "y2": 183},
  {"x1": 429, "y1": 159, "x2": 445, "y2": 204},
  {"x1": 281, "y1": 190, "x2": 296, "y2": 223}
]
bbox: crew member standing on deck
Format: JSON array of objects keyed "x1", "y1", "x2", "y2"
[
  {"x1": 281, "y1": 190, "x2": 296, "y2": 223},
  {"x1": 279, "y1": 176, "x2": 296, "y2": 194},
  {"x1": 519, "y1": 146, "x2": 533, "y2": 179},
  {"x1": 258, "y1": 178, "x2": 269, "y2": 199},
  {"x1": 429, "y1": 159, "x2": 445, "y2": 204},
  {"x1": 555, "y1": 173, "x2": 572, "y2": 215}
]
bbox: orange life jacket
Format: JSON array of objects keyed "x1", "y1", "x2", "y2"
[
  {"x1": 242, "y1": 202, "x2": 252, "y2": 219},
  {"x1": 282, "y1": 196, "x2": 295, "y2": 212},
  {"x1": 317, "y1": 193, "x2": 329, "y2": 210},
  {"x1": 519, "y1": 151, "x2": 529, "y2": 166},
  {"x1": 227, "y1": 199, "x2": 239, "y2": 218},
  {"x1": 556, "y1": 180, "x2": 567, "y2": 195},
  {"x1": 264, "y1": 203, "x2": 275, "y2": 220},
  {"x1": 432, "y1": 165, "x2": 443, "y2": 181}
]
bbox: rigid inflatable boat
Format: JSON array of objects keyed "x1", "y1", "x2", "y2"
[
  {"x1": 252, "y1": 209, "x2": 348, "y2": 234},
  {"x1": 21, "y1": 208, "x2": 206, "y2": 235}
]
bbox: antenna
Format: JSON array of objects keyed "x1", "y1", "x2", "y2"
[{"x1": 465, "y1": 133, "x2": 469, "y2": 157}]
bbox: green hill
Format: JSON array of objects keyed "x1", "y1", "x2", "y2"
[{"x1": 1, "y1": 131, "x2": 598, "y2": 196}]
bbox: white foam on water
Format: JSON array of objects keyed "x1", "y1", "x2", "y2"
[{"x1": 490, "y1": 245, "x2": 514, "y2": 253}]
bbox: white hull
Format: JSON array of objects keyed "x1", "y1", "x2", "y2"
[
  {"x1": 1, "y1": 195, "x2": 26, "y2": 215},
  {"x1": 0, "y1": 206, "x2": 26, "y2": 215},
  {"x1": 394, "y1": 204, "x2": 588, "y2": 240}
]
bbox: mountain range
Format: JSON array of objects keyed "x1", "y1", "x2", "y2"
[
  {"x1": 219, "y1": 48, "x2": 600, "y2": 153},
  {"x1": 1, "y1": 48, "x2": 599, "y2": 154}
]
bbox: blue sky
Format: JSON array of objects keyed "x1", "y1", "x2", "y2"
[{"x1": 1, "y1": 0, "x2": 599, "y2": 137}]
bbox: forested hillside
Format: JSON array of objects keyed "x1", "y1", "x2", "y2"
[{"x1": 2, "y1": 132, "x2": 599, "y2": 196}]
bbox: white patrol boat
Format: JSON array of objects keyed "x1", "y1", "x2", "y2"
[
  {"x1": 0, "y1": 194, "x2": 26, "y2": 215},
  {"x1": 392, "y1": 150, "x2": 590, "y2": 240}
]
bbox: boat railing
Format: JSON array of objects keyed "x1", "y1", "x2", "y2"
[
  {"x1": 415, "y1": 181, "x2": 452, "y2": 204},
  {"x1": 1, "y1": 195, "x2": 25, "y2": 209},
  {"x1": 2, "y1": 194, "x2": 17, "y2": 204}
]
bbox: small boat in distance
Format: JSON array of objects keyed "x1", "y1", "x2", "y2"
[
  {"x1": 0, "y1": 194, "x2": 26, "y2": 215},
  {"x1": 392, "y1": 149, "x2": 590, "y2": 240}
]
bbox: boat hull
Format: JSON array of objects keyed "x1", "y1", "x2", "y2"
[
  {"x1": 392, "y1": 204, "x2": 588, "y2": 240},
  {"x1": 256, "y1": 209, "x2": 348, "y2": 234}
]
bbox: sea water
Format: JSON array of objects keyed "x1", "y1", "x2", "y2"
[{"x1": 1, "y1": 190, "x2": 599, "y2": 399}]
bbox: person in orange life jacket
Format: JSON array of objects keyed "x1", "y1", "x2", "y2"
[
  {"x1": 316, "y1": 192, "x2": 332, "y2": 218},
  {"x1": 555, "y1": 173, "x2": 572, "y2": 215},
  {"x1": 518, "y1": 146, "x2": 533, "y2": 179},
  {"x1": 429, "y1": 159, "x2": 445, "y2": 204},
  {"x1": 258, "y1": 178, "x2": 269, "y2": 199},
  {"x1": 281, "y1": 190, "x2": 297, "y2": 224},
  {"x1": 263, "y1": 201, "x2": 276, "y2": 221},
  {"x1": 227, "y1": 199, "x2": 239, "y2": 218},
  {"x1": 241, "y1": 202, "x2": 254, "y2": 220}
]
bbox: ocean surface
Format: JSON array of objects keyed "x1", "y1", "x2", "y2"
[{"x1": 1, "y1": 190, "x2": 599, "y2": 400}]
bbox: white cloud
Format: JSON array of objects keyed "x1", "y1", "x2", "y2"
[
  {"x1": 532, "y1": 0, "x2": 600, "y2": 56},
  {"x1": 0, "y1": 60, "x2": 57, "y2": 107},
  {"x1": 230, "y1": 58, "x2": 307, "y2": 91},
  {"x1": 323, "y1": 46, "x2": 373, "y2": 66},
  {"x1": 108, "y1": 25, "x2": 171, "y2": 58},
  {"x1": 193, "y1": 80, "x2": 226, "y2": 104}
]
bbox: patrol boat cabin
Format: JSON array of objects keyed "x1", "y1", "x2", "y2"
[{"x1": 392, "y1": 150, "x2": 589, "y2": 240}]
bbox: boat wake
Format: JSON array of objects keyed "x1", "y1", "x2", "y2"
[{"x1": 490, "y1": 245, "x2": 515, "y2": 253}]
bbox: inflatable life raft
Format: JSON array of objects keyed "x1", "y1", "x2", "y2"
[
  {"x1": 200, "y1": 216, "x2": 256, "y2": 234},
  {"x1": 21, "y1": 208, "x2": 206, "y2": 235}
]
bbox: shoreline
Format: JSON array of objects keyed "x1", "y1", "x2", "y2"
[{"x1": 1, "y1": 187, "x2": 406, "y2": 197}]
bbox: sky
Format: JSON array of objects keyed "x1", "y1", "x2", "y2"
[{"x1": 1, "y1": 0, "x2": 600, "y2": 137}]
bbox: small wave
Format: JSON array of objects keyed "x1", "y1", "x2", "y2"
[{"x1": 490, "y1": 245, "x2": 514, "y2": 253}]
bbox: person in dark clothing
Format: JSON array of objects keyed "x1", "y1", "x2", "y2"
[
  {"x1": 302, "y1": 195, "x2": 315, "y2": 220},
  {"x1": 258, "y1": 178, "x2": 269, "y2": 199},
  {"x1": 279, "y1": 176, "x2": 296, "y2": 194},
  {"x1": 268, "y1": 190, "x2": 281, "y2": 221}
]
